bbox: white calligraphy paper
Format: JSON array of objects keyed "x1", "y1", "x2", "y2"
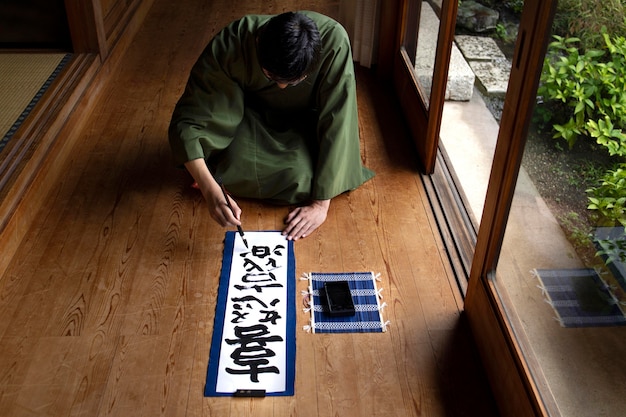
[{"x1": 210, "y1": 231, "x2": 294, "y2": 395}]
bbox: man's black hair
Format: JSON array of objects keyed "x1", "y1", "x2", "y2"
[{"x1": 257, "y1": 12, "x2": 321, "y2": 82}]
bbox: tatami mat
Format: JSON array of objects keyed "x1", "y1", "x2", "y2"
[{"x1": 0, "y1": 53, "x2": 69, "y2": 150}]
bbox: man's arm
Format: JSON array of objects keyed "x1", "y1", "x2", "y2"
[{"x1": 184, "y1": 158, "x2": 242, "y2": 227}]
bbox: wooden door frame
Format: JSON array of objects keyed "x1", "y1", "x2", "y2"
[
  {"x1": 64, "y1": 0, "x2": 108, "y2": 55},
  {"x1": 386, "y1": 0, "x2": 458, "y2": 174},
  {"x1": 463, "y1": 1, "x2": 559, "y2": 416}
]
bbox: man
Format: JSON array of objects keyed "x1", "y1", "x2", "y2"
[{"x1": 168, "y1": 11, "x2": 374, "y2": 240}]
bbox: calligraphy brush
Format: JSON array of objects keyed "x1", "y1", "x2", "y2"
[{"x1": 218, "y1": 178, "x2": 249, "y2": 248}]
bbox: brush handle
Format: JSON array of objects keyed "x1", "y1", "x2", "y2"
[{"x1": 218, "y1": 181, "x2": 248, "y2": 245}]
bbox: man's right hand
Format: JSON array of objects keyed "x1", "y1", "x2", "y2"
[{"x1": 184, "y1": 159, "x2": 242, "y2": 228}]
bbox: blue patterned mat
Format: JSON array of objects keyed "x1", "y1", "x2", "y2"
[
  {"x1": 534, "y1": 268, "x2": 626, "y2": 327},
  {"x1": 303, "y1": 272, "x2": 389, "y2": 333}
]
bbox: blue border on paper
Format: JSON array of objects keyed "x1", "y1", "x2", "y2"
[{"x1": 205, "y1": 231, "x2": 296, "y2": 396}]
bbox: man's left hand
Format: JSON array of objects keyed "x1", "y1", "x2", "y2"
[{"x1": 283, "y1": 199, "x2": 330, "y2": 240}]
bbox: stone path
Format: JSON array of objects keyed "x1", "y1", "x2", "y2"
[
  {"x1": 416, "y1": 1, "x2": 512, "y2": 101},
  {"x1": 416, "y1": 1, "x2": 475, "y2": 101},
  {"x1": 455, "y1": 35, "x2": 511, "y2": 98}
]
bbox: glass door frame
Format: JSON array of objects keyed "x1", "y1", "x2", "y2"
[
  {"x1": 381, "y1": 0, "x2": 561, "y2": 416},
  {"x1": 464, "y1": 1, "x2": 559, "y2": 416},
  {"x1": 391, "y1": 0, "x2": 458, "y2": 174}
]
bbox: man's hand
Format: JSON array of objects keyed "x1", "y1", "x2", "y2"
[
  {"x1": 205, "y1": 186, "x2": 242, "y2": 227},
  {"x1": 283, "y1": 199, "x2": 330, "y2": 240},
  {"x1": 184, "y1": 159, "x2": 241, "y2": 228}
]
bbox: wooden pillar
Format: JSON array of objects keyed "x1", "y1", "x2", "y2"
[
  {"x1": 376, "y1": 0, "x2": 402, "y2": 81},
  {"x1": 64, "y1": 0, "x2": 108, "y2": 57}
]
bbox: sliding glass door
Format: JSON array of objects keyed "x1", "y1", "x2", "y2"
[
  {"x1": 391, "y1": 0, "x2": 458, "y2": 174},
  {"x1": 391, "y1": 0, "x2": 626, "y2": 416},
  {"x1": 470, "y1": 2, "x2": 626, "y2": 417},
  {"x1": 388, "y1": 0, "x2": 626, "y2": 416}
]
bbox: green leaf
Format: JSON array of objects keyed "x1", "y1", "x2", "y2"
[
  {"x1": 587, "y1": 49, "x2": 606, "y2": 58},
  {"x1": 575, "y1": 101, "x2": 585, "y2": 114}
]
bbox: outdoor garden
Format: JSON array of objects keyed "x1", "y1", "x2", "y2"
[{"x1": 471, "y1": 0, "x2": 626, "y2": 269}]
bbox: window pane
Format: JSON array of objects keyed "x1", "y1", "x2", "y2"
[
  {"x1": 495, "y1": 19, "x2": 626, "y2": 414},
  {"x1": 440, "y1": 2, "x2": 626, "y2": 414}
]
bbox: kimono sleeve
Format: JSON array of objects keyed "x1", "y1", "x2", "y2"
[
  {"x1": 168, "y1": 28, "x2": 246, "y2": 167},
  {"x1": 312, "y1": 25, "x2": 374, "y2": 200}
]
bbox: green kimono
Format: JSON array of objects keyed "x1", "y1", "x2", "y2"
[{"x1": 168, "y1": 11, "x2": 374, "y2": 204}]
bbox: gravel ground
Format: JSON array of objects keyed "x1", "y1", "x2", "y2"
[{"x1": 480, "y1": 91, "x2": 612, "y2": 263}]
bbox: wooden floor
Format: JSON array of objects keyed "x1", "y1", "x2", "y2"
[{"x1": 0, "y1": 1, "x2": 500, "y2": 416}]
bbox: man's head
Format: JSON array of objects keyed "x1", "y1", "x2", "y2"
[{"x1": 257, "y1": 12, "x2": 321, "y2": 87}]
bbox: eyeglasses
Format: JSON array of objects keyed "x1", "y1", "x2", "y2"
[{"x1": 262, "y1": 68, "x2": 307, "y2": 87}]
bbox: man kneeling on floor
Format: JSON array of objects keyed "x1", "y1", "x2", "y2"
[{"x1": 168, "y1": 11, "x2": 374, "y2": 240}]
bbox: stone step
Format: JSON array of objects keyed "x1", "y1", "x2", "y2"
[
  {"x1": 455, "y1": 35, "x2": 511, "y2": 97},
  {"x1": 415, "y1": 1, "x2": 475, "y2": 101},
  {"x1": 414, "y1": 1, "x2": 511, "y2": 101}
]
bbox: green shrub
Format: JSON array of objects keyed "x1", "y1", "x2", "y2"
[
  {"x1": 587, "y1": 164, "x2": 626, "y2": 226},
  {"x1": 538, "y1": 32, "x2": 626, "y2": 152},
  {"x1": 553, "y1": 0, "x2": 626, "y2": 51},
  {"x1": 539, "y1": 29, "x2": 626, "y2": 227}
]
